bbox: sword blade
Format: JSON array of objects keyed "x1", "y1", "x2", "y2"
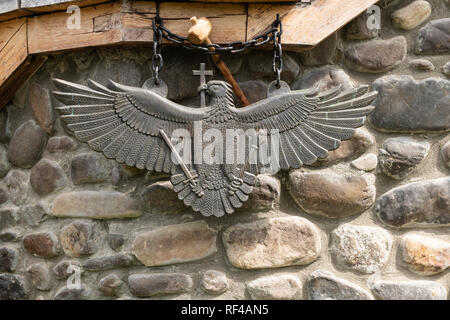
[{"x1": 159, "y1": 129, "x2": 194, "y2": 180}]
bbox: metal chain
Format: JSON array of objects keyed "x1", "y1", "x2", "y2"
[
  {"x1": 151, "y1": 4, "x2": 163, "y2": 85},
  {"x1": 272, "y1": 14, "x2": 283, "y2": 88}
]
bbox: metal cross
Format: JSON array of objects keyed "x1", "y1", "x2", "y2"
[{"x1": 193, "y1": 63, "x2": 213, "y2": 107}]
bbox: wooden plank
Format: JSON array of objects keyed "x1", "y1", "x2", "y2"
[
  {"x1": 0, "y1": 18, "x2": 28, "y2": 87},
  {"x1": 21, "y1": 0, "x2": 113, "y2": 13},
  {"x1": 248, "y1": 0, "x2": 380, "y2": 46},
  {"x1": 28, "y1": 2, "x2": 123, "y2": 54}
]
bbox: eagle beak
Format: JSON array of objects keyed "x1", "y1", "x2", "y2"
[{"x1": 198, "y1": 83, "x2": 209, "y2": 94}]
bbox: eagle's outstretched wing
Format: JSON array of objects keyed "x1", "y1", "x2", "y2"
[
  {"x1": 235, "y1": 85, "x2": 377, "y2": 172},
  {"x1": 52, "y1": 78, "x2": 207, "y2": 173}
]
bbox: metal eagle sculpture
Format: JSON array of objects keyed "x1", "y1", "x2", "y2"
[{"x1": 52, "y1": 78, "x2": 377, "y2": 217}]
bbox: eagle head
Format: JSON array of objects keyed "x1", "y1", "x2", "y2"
[{"x1": 199, "y1": 80, "x2": 234, "y2": 102}]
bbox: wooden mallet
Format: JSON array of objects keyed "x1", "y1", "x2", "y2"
[{"x1": 188, "y1": 16, "x2": 250, "y2": 107}]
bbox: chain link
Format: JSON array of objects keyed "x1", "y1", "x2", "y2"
[{"x1": 151, "y1": 10, "x2": 283, "y2": 85}]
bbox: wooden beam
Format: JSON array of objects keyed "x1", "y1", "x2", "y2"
[{"x1": 248, "y1": 0, "x2": 380, "y2": 47}]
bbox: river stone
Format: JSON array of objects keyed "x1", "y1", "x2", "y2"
[
  {"x1": 0, "y1": 183, "x2": 8, "y2": 204},
  {"x1": 20, "y1": 203, "x2": 48, "y2": 227},
  {"x1": 441, "y1": 140, "x2": 450, "y2": 168},
  {"x1": 54, "y1": 285, "x2": 90, "y2": 300},
  {"x1": 6, "y1": 170, "x2": 29, "y2": 205},
  {"x1": 0, "y1": 208, "x2": 19, "y2": 230},
  {"x1": 345, "y1": 10, "x2": 379, "y2": 40},
  {"x1": 0, "y1": 274, "x2": 28, "y2": 300},
  {"x1": 288, "y1": 171, "x2": 376, "y2": 218},
  {"x1": 378, "y1": 137, "x2": 430, "y2": 179},
  {"x1": 70, "y1": 152, "x2": 112, "y2": 184},
  {"x1": 400, "y1": 234, "x2": 449, "y2": 275},
  {"x1": 30, "y1": 159, "x2": 66, "y2": 195},
  {"x1": 60, "y1": 221, "x2": 96, "y2": 257},
  {"x1": 351, "y1": 153, "x2": 377, "y2": 171},
  {"x1": 26, "y1": 263, "x2": 51, "y2": 291},
  {"x1": 344, "y1": 36, "x2": 407, "y2": 73},
  {"x1": 0, "y1": 110, "x2": 8, "y2": 142},
  {"x1": 298, "y1": 33, "x2": 337, "y2": 66},
  {"x1": 47, "y1": 136, "x2": 78, "y2": 153},
  {"x1": 98, "y1": 274, "x2": 123, "y2": 296},
  {"x1": 391, "y1": 1, "x2": 431, "y2": 30},
  {"x1": 375, "y1": 177, "x2": 449, "y2": 228},
  {"x1": 128, "y1": 273, "x2": 193, "y2": 297},
  {"x1": 369, "y1": 76, "x2": 450, "y2": 132},
  {"x1": 107, "y1": 233, "x2": 125, "y2": 252},
  {"x1": 248, "y1": 51, "x2": 300, "y2": 82},
  {"x1": 238, "y1": 80, "x2": 267, "y2": 105},
  {"x1": 52, "y1": 191, "x2": 142, "y2": 219},
  {"x1": 308, "y1": 270, "x2": 374, "y2": 300},
  {"x1": 201, "y1": 270, "x2": 229, "y2": 295},
  {"x1": 241, "y1": 175, "x2": 280, "y2": 211},
  {"x1": 408, "y1": 59, "x2": 435, "y2": 71},
  {"x1": 53, "y1": 260, "x2": 82, "y2": 280},
  {"x1": 23, "y1": 232, "x2": 60, "y2": 258},
  {"x1": 83, "y1": 254, "x2": 134, "y2": 272},
  {"x1": 29, "y1": 83, "x2": 54, "y2": 134},
  {"x1": 369, "y1": 279, "x2": 447, "y2": 300},
  {"x1": 0, "y1": 145, "x2": 10, "y2": 178},
  {"x1": 140, "y1": 180, "x2": 186, "y2": 214},
  {"x1": 416, "y1": 18, "x2": 450, "y2": 54},
  {"x1": 222, "y1": 216, "x2": 321, "y2": 269},
  {"x1": 330, "y1": 224, "x2": 392, "y2": 274},
  {"x1": 0, "y1": 247, "x2": 18, "y2": 272},
  {"x1": 292, "y1": 66, "x2": 354, "y2": 92},
  {"x1": 246, "y1": 274, "x2": 302, "y2": 300},
  {"x1": 7, "y1": 120, "x2": 46, "y2": 168},
  {"x1": 132, "y1": 220, "x2": 217, "y2": 267},
  {"x1": 317, "y1": 128, "x2": 375, "y2": 164},
  {"x1": 443, "y1": 62, "x2": 450, "y2": 77}
]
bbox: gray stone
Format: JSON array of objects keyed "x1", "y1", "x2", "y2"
[
  {"x1": 299, "y1": 33, "x2": 337, "y2": 66},
  {"x1": 23, "y1": 232, "x2": 59, "y2": 258},
  {"x1": 222, "y1": 217, "x2": 321, "y2": 269},
  {"x1": 30, "y1": 159, "x2": 66, "y2": 195},
  {"x1": 443, "y1": 62, "x2": 450, "y2": 77},
  {"x1": 369, "y1": 279, "x2": 447, "y2": 300},
  {"x1": 83, "y1": 254, "x2": 134, "y2": 272},
  {"x1": 0, "y1": 145, "x2": 11, "y2": 178},
  {"x1": 54, "y1": 285, "x2": 90, "y2": 300},
  {"x1": 201, "y1": 270, "x2": 229, "y2": 295},
  {"x1": 26, "y1": 263, "x2": 51, "y2": 291},
  {"x1": 308, "y1": 270, "x2": 374, "y2": 300},
  {"x1": 441, "y1": 140, "x2": 450, "y2": 168},
  {"x1": 29, "y1": 82, "x2": 54, "y2": 134},
  {"x1": 344, "y1": 36, "x2": 407, "y2": 73},
  {"x1": 416, "y1": 18, "x2": 450, "y2": 54},
  {"x1": 47, "y1": 136, "x2": 78, "y2": 153},
  {"x1": 0, "y1": 208, "x2": 19, "y2": 230},
  {"x1": 0, "y1": 247, "x2": 19, "y2": 272},
  {"x1": 0, "y1": 230, "x2": 20, "y2": 242},
  {"x1": 132, "y1": 220, "x2": 217, "y2": 267},
  {"x1": 0, "y1": 110, "x2": 8, "y2": 143},
  {"x1": 369, "y1": 76, "x2": 449, "y2": 132},
  {"x1": 98, "y1": 274, "x2": 123, "y2": 296},
  {"x1": 20, "y1": 203, "x2": 48, "y2": 227},
  {"x1": 140, "y1": 180, "x2": 186, "y2": 214},
  {"x1": 248, "y1": 51, "x2": 300, "y2": 82},
  {"x1": 238, "y1": 80, "x2": 267, "y2": 105},
  {"x1": 400, "y1": 234, "x2": 449, "y2": 276},
  {"x1": 378, "y1": 137, "x2": 430, "y2": 179},
  {"x1": 351, "y1": 153, "x2": 377, "y2": 171},
  {"x1": 247, "y1": 274, "x2": 302, "y2": 300},
  {"x1": 0, "y1": 183, "x2": 8, "y2": 204},
  {"x1": 391, "y1": 1, "x2": 431, "y2": 30},
  {"x1": 241, "y1": 174, "x2": 280, "y2": 211},
  {"x1": 288, "y1": 171, "x2": 376, "y2": 218},
  {"x1": 331, "y1": 224, "x2": 392, "y2": 274},
  {"x1": 7, "y1": 120, "x2": 46, "y2": 168},
  {"x1": 408, "y1": 59, "x2": 435, "y2": 71},
  {"x1": 107, "y1": 233, "x2": 125, "y2": 252},
  {"x1": 70, "y1": 152, "x2": 112, "y2": 184},
  {"x1": 345, "y1": 10, "x2": 379, "y2": 40},
  {"x1": 6, "y1": 170, "x2": 29, "y2": 205},
  {"x1": 53, "y1": 260, "x2": 82, "y2": 280},
  {"x1": 317, "y1": 128, "x2": 375, "y2": 164},
  {"x1": 0, "y1": 274, "x2": 27, "y2": 300},
  {"x1": 52, "y1": 191, "x2": 142, "y2": 219},
  {"x1": 128, "y1": 273, "x2": 193, "y2": 297},
  {"x1": 60, "y1": 221, "x2": 96, "y2": 257},
  {"x1": 375, "y1": 177, "x2": 449, "y2": 228},
  {"x1": 292, "y1": 66, "x2": 355, "y2": 92}
]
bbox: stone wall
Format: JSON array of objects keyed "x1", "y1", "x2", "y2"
[{"x1": 0, "y1": 0, "x2": 449, "y2": 300}]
